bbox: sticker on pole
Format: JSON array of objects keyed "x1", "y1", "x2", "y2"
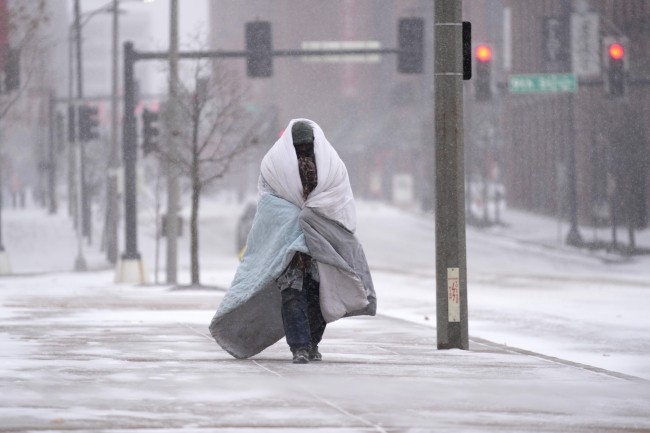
[{"x1": 447, "y1": 268, "x2": 460, "y2": 322}]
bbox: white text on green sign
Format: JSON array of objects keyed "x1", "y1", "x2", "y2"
[{"x1": 509, "y1": 74, "x2": 578, "y2": 93}]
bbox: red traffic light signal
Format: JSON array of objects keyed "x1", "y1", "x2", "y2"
[
  {"x1": 475, "y1": 45, "x2": 492, "y2": 62},
  {"x1": 609, "y1": 43, "x2": 625, "y2": 60}
]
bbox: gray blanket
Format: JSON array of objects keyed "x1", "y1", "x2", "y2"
[{"x1": 209, "y1": 195, "x2": 376, "y2": 359}]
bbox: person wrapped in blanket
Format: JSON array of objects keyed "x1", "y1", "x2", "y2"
[
  {"x1": 276, "y1": 121, "x2": 325, "y2": 364},
  {"x1": 210, "y1": 118, "x2": 376, "y2": 363}
]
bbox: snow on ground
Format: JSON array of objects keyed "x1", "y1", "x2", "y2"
[
  {"x1": 3, "y1": 207, "x2": 109, "y2": 274},
  {"x1": 2, "y1": 195, "x2": 650, "y2": 430},
  {"x1": 4, "y1": 195, "x2": 650, "y2": 382},
  {"x1": 0, "y1": 270, "x2": 649, "y2": 431},
  {"x1": 355, "y1": 202, "x2": 650, "y2": 380}
]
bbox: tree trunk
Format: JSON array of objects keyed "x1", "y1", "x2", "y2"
[{"x1": 190, "y1": 177, "x2": 200, "y2": 285}]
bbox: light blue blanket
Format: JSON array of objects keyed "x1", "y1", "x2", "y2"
[
  {"x1": 209, "y1": 194, "x2": 308, "y2": 358},
  {"x1": 209, "y1": 193, "x2": 376, "y2": 359}
]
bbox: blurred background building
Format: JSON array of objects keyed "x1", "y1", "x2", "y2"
[
  {"x1": 209, "y1": 0, "x2": 435, "y2": 207},
  {"x1": 2, "y1": 0, "x2": 649, "y2": 255},
  {"x1": 465, "y1": 0, "x2": 650, "y2": 237}
]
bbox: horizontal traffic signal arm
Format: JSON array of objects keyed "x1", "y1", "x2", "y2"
[{"x1": 131, "y1": 48, "x2": 403, "y2": 61}]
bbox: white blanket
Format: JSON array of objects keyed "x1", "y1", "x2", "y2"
[
  {"x1": 261, "y1": 118, "x2": 357, "y2": 233},
  {"x1": 260, "y1": 119, "x2": 373, "y2": 323}
]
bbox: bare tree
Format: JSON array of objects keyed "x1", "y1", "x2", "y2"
[
  {"x1": 157, "y1": 57, "x2": 267, "y2": 286},
  {"x1": 0, "y1": 0, "x2": 49, "y2": 123},
  {"x1": 0, "y1": 0, "x2": 49, "y2": 263}
]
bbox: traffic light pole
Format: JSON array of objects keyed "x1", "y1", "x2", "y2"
[
  {"x1": 116, "y1": 41, "x2": 147, "y2": 283},
  {"x1": 106, "y1": 0, "x2": 120, "y2": 265},
  {"x1": 73, "y1": 99, "x2": 87, "y2": 271},
  {"x1": 434, "y1": 0, "x2": 469, "y2": 350},
  {"x1": 73, "y1": 0, "x2": 92, "y2": 242},
  {"x1": 72, "y1": 0, "x2": 87, "y2": 272}
]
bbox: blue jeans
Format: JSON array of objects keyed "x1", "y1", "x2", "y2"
[{"x1": 280, "y1": 274, "x2": 326, "y2": 353}]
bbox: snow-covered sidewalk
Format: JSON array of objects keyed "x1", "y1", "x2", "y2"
[
  {"x1": 0, "y1": 270, "x2": 648, "y2": 431},
  {"x1": 2, "y1": 197, "x2": 650, "y2": 430},
  {"x1": 355, "y1": 202, "x2": 650, "y2": 381}
]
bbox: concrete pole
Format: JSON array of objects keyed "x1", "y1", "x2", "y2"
[
  {"x1": 166, "y1": 0, "x2": 180, "y2": 284},
  {"x1": 72, "y1": 1, "x2": 87, "y2": 271},
  {"x1": 48, "y1": 93, "x2": 57, "y2": 214},
  {"x1": 73, "y1": 100, "x2": 87, "y2": 271},
  {"x1": 74, "y1": 0, "x2": 91, "y2": 242},
  {"x1": 106, "y1": 0, "x2": 120, "y2": 264},
  {"x1": 434, "y1": 0, "x2": 469, "y2": 350},
  {"x1": 68, "y1": 27, "x2": 76, "y2": 219}
]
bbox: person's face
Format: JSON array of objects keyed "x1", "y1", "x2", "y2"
[{"x1": 294, "y1": 138, "x2": 314, "y2": 158}]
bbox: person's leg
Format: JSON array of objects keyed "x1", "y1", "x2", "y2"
[
  {"x1": 280, "y1": 287, "x2": 311, "y2": 354},
  {"x1": 305, "y1": 275, "x2": 326, "y2": 353}
]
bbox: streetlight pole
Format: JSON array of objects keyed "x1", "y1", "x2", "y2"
[
  {"x1": 74, "y1": 0, "x2": 93, "y2": 243},
  {"x1": 166, "y1": 0, "x2": 180, "y2": 284},
  {"x1": 434, "y1": 0, "x2": 469, "y2": 350},
  {"x1": 106, "y1": 0, "x2": 120, "y2": 264},
  {"x1": 72, "y1": 0, "x2": 87, "y2": 271}
]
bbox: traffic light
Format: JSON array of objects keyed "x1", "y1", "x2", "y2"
[
  {"x1": 603, "y1": 37, "x2": 628, "y2": 99},
  {"x1": 79, "y1": 105, "x2": 99, "y2": 142},
  {"x1": 475, "y1": 44, "x2": 492, "y2": 102},
  {"x1": 142, "y1": 108, "x2": 159, "y2": 156},
  {"x1": 4, "y1": 47, "x2": 20, "y2": 92},
  {"x1": 246, "y1": 21, "x2": 272, "y2": 78},
  {"x1": 397, "y1": 18, "x2": 424, "y2": 74}
]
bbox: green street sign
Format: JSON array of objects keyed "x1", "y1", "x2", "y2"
[{"x1": 509, "y1": 73, "x2": 578, "y2": 93}]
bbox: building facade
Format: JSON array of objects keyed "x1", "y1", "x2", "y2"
[
  {"x1": 209, "y1": 0, "x2": 435, "y2": 204},
  {"x1": 466, "y1": 0, "x2": 650, "y2": 234}
]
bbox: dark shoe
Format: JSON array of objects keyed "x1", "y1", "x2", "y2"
[
  {"x1": 309, "y1": 346, "x2": 322, "y2": 361},
  {"x1": 292, "y1": 349, "x2": 309, "y2": 364}
]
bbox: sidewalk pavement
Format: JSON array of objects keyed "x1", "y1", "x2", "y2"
[{"x1": 1, "y1": 271, "x2": 648, "y2": 432}]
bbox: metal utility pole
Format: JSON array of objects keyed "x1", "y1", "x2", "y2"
[
  {"x1": 67, "y1": 26, "x2": 76, "y2": 219},
  {"x1": 48, "y1": 93, "x2": 57, "y2": 214},
  {"x1": 74, "y1": 0, "x2": 92, "y2": 242},
  {"x1": 115, "y1": 42, "x2": 147, "y2": 283},
  {"x1": 166, "y1": 0, "x2": 180, "y2": 284},
  {"x1": 565, "y1": 92, "x2": 582, "y2": 246},
  {"x1": 434, "y1": 0, "x2": 469, "y2": 350},
  {"x1": 106, "y1": 0, "x2": 120, "y2": 264},
  {"x1": 73, "y1": 0, "x2": 87, "y2": 271},
  {"x1": 563, "y1": 0, "x2": 583, "y2": 247}
]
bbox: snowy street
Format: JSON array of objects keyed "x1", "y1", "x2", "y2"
[{"x1": 1, "y1": 199, "x2": 650, "y2": 431}]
